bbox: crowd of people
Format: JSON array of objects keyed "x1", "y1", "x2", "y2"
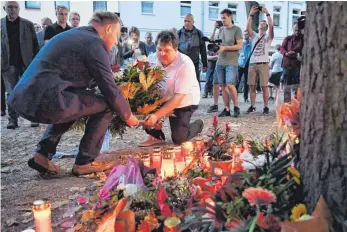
[{"x1": 1, "y1": 1, "x2": 304, "y2": 175}]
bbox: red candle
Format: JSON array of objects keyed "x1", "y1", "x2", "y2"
[
  {"x1": 194, "y1": 139, "x2": 205, "y2": 154},
  {"x1": 151, "y1": 147, "x2": 162, "y2": 176}
]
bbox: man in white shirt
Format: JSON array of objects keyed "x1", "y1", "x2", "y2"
[
  {"x1": 246, "y1": 5, "x2": 274, "y2": 115},
  {"x1": 140, "y1": 31, "x2": 203, "y2": 147},
  {"x1": 269, "y1": 44, "x2": 283, "y2": 103}
]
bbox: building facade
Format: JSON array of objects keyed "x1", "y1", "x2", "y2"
[{"x1": 2, "y1": 1, "x2": 305, "y2": 48}]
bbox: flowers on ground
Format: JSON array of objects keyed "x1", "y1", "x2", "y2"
[
  {"x1": 290, "y1": 203, "x2": 307, "y2": 221},
  {"x1": 287, "y1": 167, "x2": 301, "y2": 184},
  {"x1": 242, "y1": 187, "x2": 277, "y2": 207}
]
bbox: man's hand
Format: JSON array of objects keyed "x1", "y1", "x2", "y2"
[
  {"x1": 250, "y1": 6, "x2": 259, "y2": 15},
  {"x1": 286, "y1": 51, "x2": 296, "y2": 56},
  {"x1": 217, "y1": 45, "x2": 226, "y2": 54},
  {"x1": 125, "y1": 114, "x2": 140, "y2": 127},
  {"x1": 144, "y1": 114, "x2": 159, "y2": 127},
  {"x1": 261, "y1": 7, "x2": 269, "y2": 15},
  {"x1": 202, "y1": 67, "x2": 208, "y2": 72}
]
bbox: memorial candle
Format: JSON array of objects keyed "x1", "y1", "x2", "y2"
[
  {"x1": 32, "y1": 200, "x2": 52, "y2": 232},
  {"x1": 194, "y1": 139, "x2": 205, "y2": 153},
  {"x1": 181, "y1": 141, "x2": 194, "y2": 157},
  {"x1": 151, "y1": 147, "x2": 162, "y2": 176}
]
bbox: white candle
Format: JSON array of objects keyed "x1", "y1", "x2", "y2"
[{"x1": 32, "y1": 200, "x2": 52, "y2": 232}]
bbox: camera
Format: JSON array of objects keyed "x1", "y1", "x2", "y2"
[
  {"x1": 216, "y1": 21, "x2": 223, "y2": 27},
  {"x1": 258, "y1": 6, "x2": 263, "y2": 12},
  {"x1": 297, "y1": 15, "x2": 305, "y2": 30},
  {"x1": 202, "y1": 36, "x2": 222, "y2": 53},
  {"x1": 121, "y1": 27, "x2": 128, "y2": 33}
]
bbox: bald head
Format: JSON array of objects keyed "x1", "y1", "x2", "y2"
[
  {"x1": 3, "y1": 1, "x2": 20, "y2": 21},
  {"x1": 184, "y1": 13, "x2": 194, "y2": 30}
]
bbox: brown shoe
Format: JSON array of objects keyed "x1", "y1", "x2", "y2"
[
  {"x1": 72, "y1": 160, "x2": 116, "y2": 176},
  {"x1": 28, "y1": 153, "x2": 61, "y2": 174}
]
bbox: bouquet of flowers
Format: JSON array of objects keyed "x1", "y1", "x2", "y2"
[{"x1": 73, "y1": 59, "x2": 166, "y2": 137}]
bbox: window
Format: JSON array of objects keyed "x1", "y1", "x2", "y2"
[
  {"x1": 208, "y1": 1, "x2": 219, "y2": 19},
  {"x1": 55, "y1": 1, "x2": 70, "y2": 10},
  {"x1": 93, "y1": 1, "x2": 107, "y2": 12},
  {"x1": 273, "y1": 7, "x2": 281, "y2": 27},
  {"x1": 141, "y1": 1, "x2": 154, "y2": 14},
  {"x1": 227, "y1": 3, "x2": 237, "y2": 22},
  {"x1": 292, "y1": 9, "x2": 301, "y2": 25},
  {"x1": 180, "y1": 1, "x2": 191, "y2": 17}
]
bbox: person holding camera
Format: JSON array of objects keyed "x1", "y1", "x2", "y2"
[
  {"x1": 246, "y1": 6, "x2": 274, "y2": 115},
  {"x1": 208, "y1": 9, "x2": 243, "y2": 117},
  {"x1": 123, "y1": 26, "x2": 147, "y2": 60},
  {"x1": 280, "y1": 23, "x2": 303, "y2": 102}
]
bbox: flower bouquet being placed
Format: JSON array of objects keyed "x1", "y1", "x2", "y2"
[{"x1": 73, "y1": 59, "x2": 166, "y2": 137}]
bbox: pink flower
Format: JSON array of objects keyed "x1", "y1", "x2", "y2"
[
  {"x1": 212, "y1": 115, "x2": 218, "y2": 127},
  {"x1": 242, "y1": 187, "x2": 277, "y2": 206},
  {"x1": 225, "y1": 123, "x2": 231, "y2": 132},
  {"x1": 98, "y1": 188, "x2": 110, "y2": 199}
]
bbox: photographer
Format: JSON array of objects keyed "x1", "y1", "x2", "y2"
[
  {"x1": 280, "y1": 23, "x2": 303, "y2": 102},
  {"x1": 246, "y1": 6, "x2": 274, "y2": 115},
  {"x1": 207, "y1": 9, "x2": 242, "y2": 117}
]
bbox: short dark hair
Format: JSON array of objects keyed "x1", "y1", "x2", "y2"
[
  {"x1": 220, "y1": 9, "x2": 233, "y2": 17},
  {"x1": 260, "y1": 20, "x2": 268, "y2": 30},
  {"x1": 129, "y1": 26, "x2": 140, "y2": 37},
  {"x1": 155, "y1": 30, "x2": 178, "y2": 49},
  {"x1": 89, "y1": 11, "x2": 120, "y2": 26}
]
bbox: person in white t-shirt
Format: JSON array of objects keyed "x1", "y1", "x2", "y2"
[
  {"x1": 269, "y1": 44, "x2": 283, "y2": 104},
  {"x1": 139, "y1": 30, "x2": 203, "y2": 147},
  {"x1": 246, "y1": 5, "x2": 274, "y2": 115}
]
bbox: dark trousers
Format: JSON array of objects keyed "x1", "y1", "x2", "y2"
[
  {"x1": 35, "y1": 90, "x2": 113, "y2": 165},
  {"x1": 146, "y1": 105, "x2": 200, "y2": 145},
  {"x1": 2, "y1": 66, "x2": 24, "y2": 123},
  {"x1": 1, "y1": 74, "x2": 6, "y2": 112},
  {"x1": 204, "y1": 68, "x2": 215, "y2": 95},
  {"x1": 283, "y1": 67, "x2": 300, "y2": 102},
  {"x1": 237, "y1": 65, "x2": 250, "y2": 100},
  {"x1": 194, "y1": 62, "x2": 201, "y2": 86}
]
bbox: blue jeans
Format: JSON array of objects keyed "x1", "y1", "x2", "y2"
[
  {"x1": 213, "y1": 64, "x2": 238, "y2": 85},
  {"x1": 204, "y1": 68, "x2": 215, "y2": 95}
]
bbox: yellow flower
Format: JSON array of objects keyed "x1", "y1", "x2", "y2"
[
  {"x1": 290, "y1": 204, "x2": 307, "y2": 221},
  {"x1": 288, "y1": 167, "x2": 301, "y2": 178}
]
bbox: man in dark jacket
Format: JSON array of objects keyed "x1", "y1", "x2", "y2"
[
  {"x1": 1, "y1": 1, "x2": 40, "y2": 129},
  {"x1": 8, "y1": 11, "x2": 139, "y2": 175},
  {"x1": 178, "y1": 14, "x2": 207, "y2": 84}
]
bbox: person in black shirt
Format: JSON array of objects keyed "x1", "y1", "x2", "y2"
[
  {"x1": 1, "y1": 1, "x2": 39, "y2": 129},
  {"x1": 44, "y1": 5, "x2": 71, "y2": 43},
  {"x1": 8, "y1": 11, "x2": 139, "y2": 175}
]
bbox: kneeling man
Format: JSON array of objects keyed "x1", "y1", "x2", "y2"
[
  {"x1": 7, "y1": 12, "x2": 139, "y2": 175},
  {"x1": 140, "y1": 30, "x2": 203, "y2": 146}
]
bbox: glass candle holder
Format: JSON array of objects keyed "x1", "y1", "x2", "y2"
[
  {"x1": 181, "y1": 141, "x2": 194, "y2": 157},
  {"x1": 185, "y1": 150, "x2": 195, "y2": 167},
  {"x1": 174, "y1": 146, "x2": 185, "y2": 174},
  {"x1": 141, "y1": 153, "x2": 151, "y2": 167},
  {"x1": 151, "y1": 147, "x2": 162, "y2": 176},
  {"x1": 32, "y1": 199, "x2": 52, "y2": 232},
  {"x1": 163, "y1": 147, "x2": 175, "y2": 159},
  {"x1": 161, "y1": 157, "x2": 175, "y2": 177}
]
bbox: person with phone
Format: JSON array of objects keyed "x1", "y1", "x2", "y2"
[
  {"x1": 207, "y1": 9, "x2": 243, "y2": 117},
  {"x1": 246, "y1": 5, "x2": 274, "y2": 115}
]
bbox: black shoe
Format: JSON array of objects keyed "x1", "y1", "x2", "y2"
[
  {"x1": 269, "y1": 97, "x2": 275, "y2": 101},
  {"x1": 7, "y1": 121, "x2": 18, "y2": 129},
  {"x1": 263, "y1": 107, "x2": 270, "y2": 115},
  {"x1": 207, "y1": 105, "x2": 218, "y2": 113},
  {"x1": 244, "y1": 98, "x2": 250, "y2": 103},
  {"x1": 190, "y1": 119, "x2": 204, "y2": 137},
  {"x1": 246, "y1": 106, "x2": 256, "y2": 114},
  {"x1": 218, "y1": 108, "x2": 231, "y2": 117},
  {"x1": 1, "y1": 111, "x2": 6, "y2": 116},
  {"x1": 233, "y1": 106, "x2": 240, "y2": 117},
  {"x1": 202, "y1": 94, "x2": 208, "y2": 98}
]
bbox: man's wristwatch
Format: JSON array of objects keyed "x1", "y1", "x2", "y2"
[
  {"x1": 250, "y1": 14, "x2": 254, "y2": 18},
  {"x1": 266, "y1": 13, "x2": 270, "y2": 17}
]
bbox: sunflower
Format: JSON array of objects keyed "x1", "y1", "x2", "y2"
[
  {"x1": 290, "y1": 204, "x2": 307, "y2": 221},
  {"x1": 242, "y1": 187, "x2": 277, "y2": 207}
]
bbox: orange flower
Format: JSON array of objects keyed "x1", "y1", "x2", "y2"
[
  {"x1": 119, "y1": 82, "x2": 139, "y2": 100},
  {"x1": 137, "y1": 100, "x2": 160, "y2": 115},
  {"x1": 137, "y1": 220, "x2": 151, "y2": 232},
  {"x1": 242, "y1": 187, "x2": 276, "y2": 206},
  {"x1": 226, "y1": 218, "x2": 243, "y2": 229},
  {"x1": 258, "y1": 213, "x2": 281, "y2": 230},
  {"x1": 257, "y1": 212, "x2": 269, "y2": 229}
]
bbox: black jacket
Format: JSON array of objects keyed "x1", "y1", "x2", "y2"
[
  {"x1": 7, "y1": 26, "x2": 131, "y2": 124},
  {"x1": 177, "y1": 26, "x2": 207, "y2": 68}
]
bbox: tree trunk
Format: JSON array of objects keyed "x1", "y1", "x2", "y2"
[
  {"x1": 245, "y1": 1, "x2": 259, "y2": 32},
  {"x1": 300, "y1": 1, "x2": 347, "y2": 230}
]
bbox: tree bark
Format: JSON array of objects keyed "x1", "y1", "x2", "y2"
[{"x1": 300, "y1": 1, "x2": 347, "y2": 230}]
